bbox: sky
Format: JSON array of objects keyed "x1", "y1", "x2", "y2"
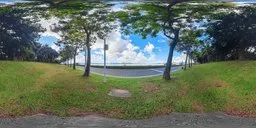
[
  {"x1": 1, "y1": 0, "x2": 256, "y2": 64},
  {"x1": 37, "y1": 16, "x2": 182, "y2": 64}
]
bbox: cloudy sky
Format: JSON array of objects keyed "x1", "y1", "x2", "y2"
[
  {"x1": 1, "y1": 0, "x2": 255, "y2": 64},
  {"x1": 39, "y1": 18, "x2": 184, "y2": 64}
]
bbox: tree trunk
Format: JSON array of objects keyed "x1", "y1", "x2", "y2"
[
  {"x1": 188, "y1": 55, "x2": 191, "y2": 68},
  {"x1": 83, "y1": 45, "x2": 91, "y2": 77},
  {"x1": 163, "y1": 43, "x2": 176, "y2": 80},
  {"x1": 69, "y1": 58, "x2": 72, "y2": 67},
  {"x1": 238, "y1": 49, "x2": 245, "y2": 60},
  {"x1": 184, "y1": 53, "x2": 188, "y2": 70},
  {"x1": 190, "y1": 55, "x2": 193, "y2": 67},
  {"x1": 73, "y1": 53, "x2": 76, "y2": 70}
]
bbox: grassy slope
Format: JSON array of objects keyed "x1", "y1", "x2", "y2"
[{"x1": 0, "y1": 61, "x2": 255, "y2": 119}]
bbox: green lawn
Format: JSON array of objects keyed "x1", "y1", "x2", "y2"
[{"x1": 0, "y1": 61, "x2": 255, "y2": 119}]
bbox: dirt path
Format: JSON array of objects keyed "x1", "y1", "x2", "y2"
[{"x1": 0, "y1": 112, "x2": 255, "y2": 128}]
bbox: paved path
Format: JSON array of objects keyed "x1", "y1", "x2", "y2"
[
  {"x1": 77, "y1": 66, "x2": 181, "y2": 78},
  {"x1": 0, "y1": 112, "x2": 255, "y2": 128}
]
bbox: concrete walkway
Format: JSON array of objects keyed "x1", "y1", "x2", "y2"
[{"x1": 0, "y1": 112, "x2": 255, "y2": 128}]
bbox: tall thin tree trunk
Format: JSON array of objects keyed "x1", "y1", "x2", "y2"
[
  {"x1": 69, "y1": 58, "x2": 72, "y2": 67},
  {"x1": 190, "y1": 55, "x2": 193, "y2": 67},
  {"x1": 188, "y1": 55, "x2": 191, "y2": 68},
  {"x1": 84, "y1": 45, "x2": 91, "y2": 77},
  {"x1": 163, "y1": 43, "x2": 176, "y2": 80},
  {"x1": 71, "y1": 58, "x2": 73, "y2": 67},
  {"x1": 73, "y1": 53, "x2": 76, "y2": 70},
  {"x1": 184, "y1": 53, "x2": 188, "y2": 70}
]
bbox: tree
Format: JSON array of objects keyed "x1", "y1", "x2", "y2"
[
  {"x1": 207, "y1": 6, "x2": 256, "y2": 61},
  {"x1": 36, "y1": 45, "x2": 59, "y2": 63},
  {"x1": 56, "y1": 21, "x2": 86, "y2": 70},
  {"x1": 116, "y1": 0, "x2": 232, "y2": 80},
  {"x1": 176, "y1": 29, "x2": 202, "y2": 69},
  {"x1": 0, "y1": 5, "x2": 43, "y2": 60},
  {"x1": 62, "y1": 8, "x2": 115, "y2": 76},
  {"x1": 37, "y1": 1, "x2": 115, "y2": 76},
  {"x1": 59, "y1": 45, "x2": 74, "y2": 66}
]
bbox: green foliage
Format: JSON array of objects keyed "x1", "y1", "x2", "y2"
[
  {"x1": 56, "y1": 18, "x2": 86, "y2": 56},
  {"x1": 115, "y1": 1, "x2": 232, "y2": 40},
  {"x1": 115, "y1": 1, "x2": 233, "y2": 79},
  {"x1": 0, "y1": 5, "x2": 44, "y2": 60},
  {"x1": 59, "y1": 46, "x2": 75, "y2": 62},
  {"x1": 0, "y1": 6, "x2": 11, "y2": 14},
  {"x1": 198, "y1": 6, "x2": 256, "y2": 62},
  {"x1": 36, "y1": 45, "x2": 59, "y2": 63},
  {"x1": 39, "y1": 1, "x2": 117, "y2": 74},
  {"x1": 176, "y1": 29, "x2": 203, "y2": 53}
]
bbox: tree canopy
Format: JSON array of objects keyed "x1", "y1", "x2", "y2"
[
  {"x1": 36, "y1": 45, "x2": 59, "y2": 63},
  {"x1": 207, "y1": 6, "x2": 256, "y2": 61},
  {"x1": 40, "y1": 1, "x2": 116, "y2": 75},
  {"x1": 115, "y1": 0, "x2": 232, "y2": 79},
  {"x1": 0, "y1": 5, "x2": 43, "y2": 60}
]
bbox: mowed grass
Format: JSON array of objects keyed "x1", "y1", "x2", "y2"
[{"x1": 0, "y1": 61, "x2": 255, "y2": 119}]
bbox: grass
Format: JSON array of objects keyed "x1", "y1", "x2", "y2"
[{"x1": 0, "y1": 61, "x2": 255, "y2": 119}]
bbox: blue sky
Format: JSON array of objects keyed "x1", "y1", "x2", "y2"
[
  {"x1": 129, "y1": 34, "x2": 180, "y2": 63},
  {"x1": 38, "y1": 29, "x2": 176, "y2": 62},
  {"x1": 38, "y1": 25, "x2": 182, "y2": 64},
  {"x1": 39, "y1": 36, "x2": 57, "y2": 45}
]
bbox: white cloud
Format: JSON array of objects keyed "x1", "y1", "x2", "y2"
[
  {"x1": 50, "y1": 44, "x2": 60, "y2": 52},
  {"x1": 232, "y1": 2, "x2": 256, "y2": 7},
  {"x1": 88, "y1": 9, "x2": 97, "y2": 15},
  {"x1": 172, "y1": 53, "x2": 186, "y2": 64},
  {"x1": 38, "y1": 17, "x2": 61, "y2": 39},
  {"x1": 111, "y1": 6, "x2": 125, "y2": 12},
  {"x1": 76, "y1": 53, "x2": 86, "y2": 64},
  {"x1": 76, "y1": 26, "x2": 159, "y2": 64},
  {"x1": 248, "y1": 47, "x2": 256, "y2": 53},
  {"x1": 157, "y1": 39, "x2": 167, "y2": 43},
  {"x1": 36, "y1": 4, "x2": 49, "y2": 8},
  {"x1": 144, "y1": 42, "x2": 154, "y2": 54}
]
